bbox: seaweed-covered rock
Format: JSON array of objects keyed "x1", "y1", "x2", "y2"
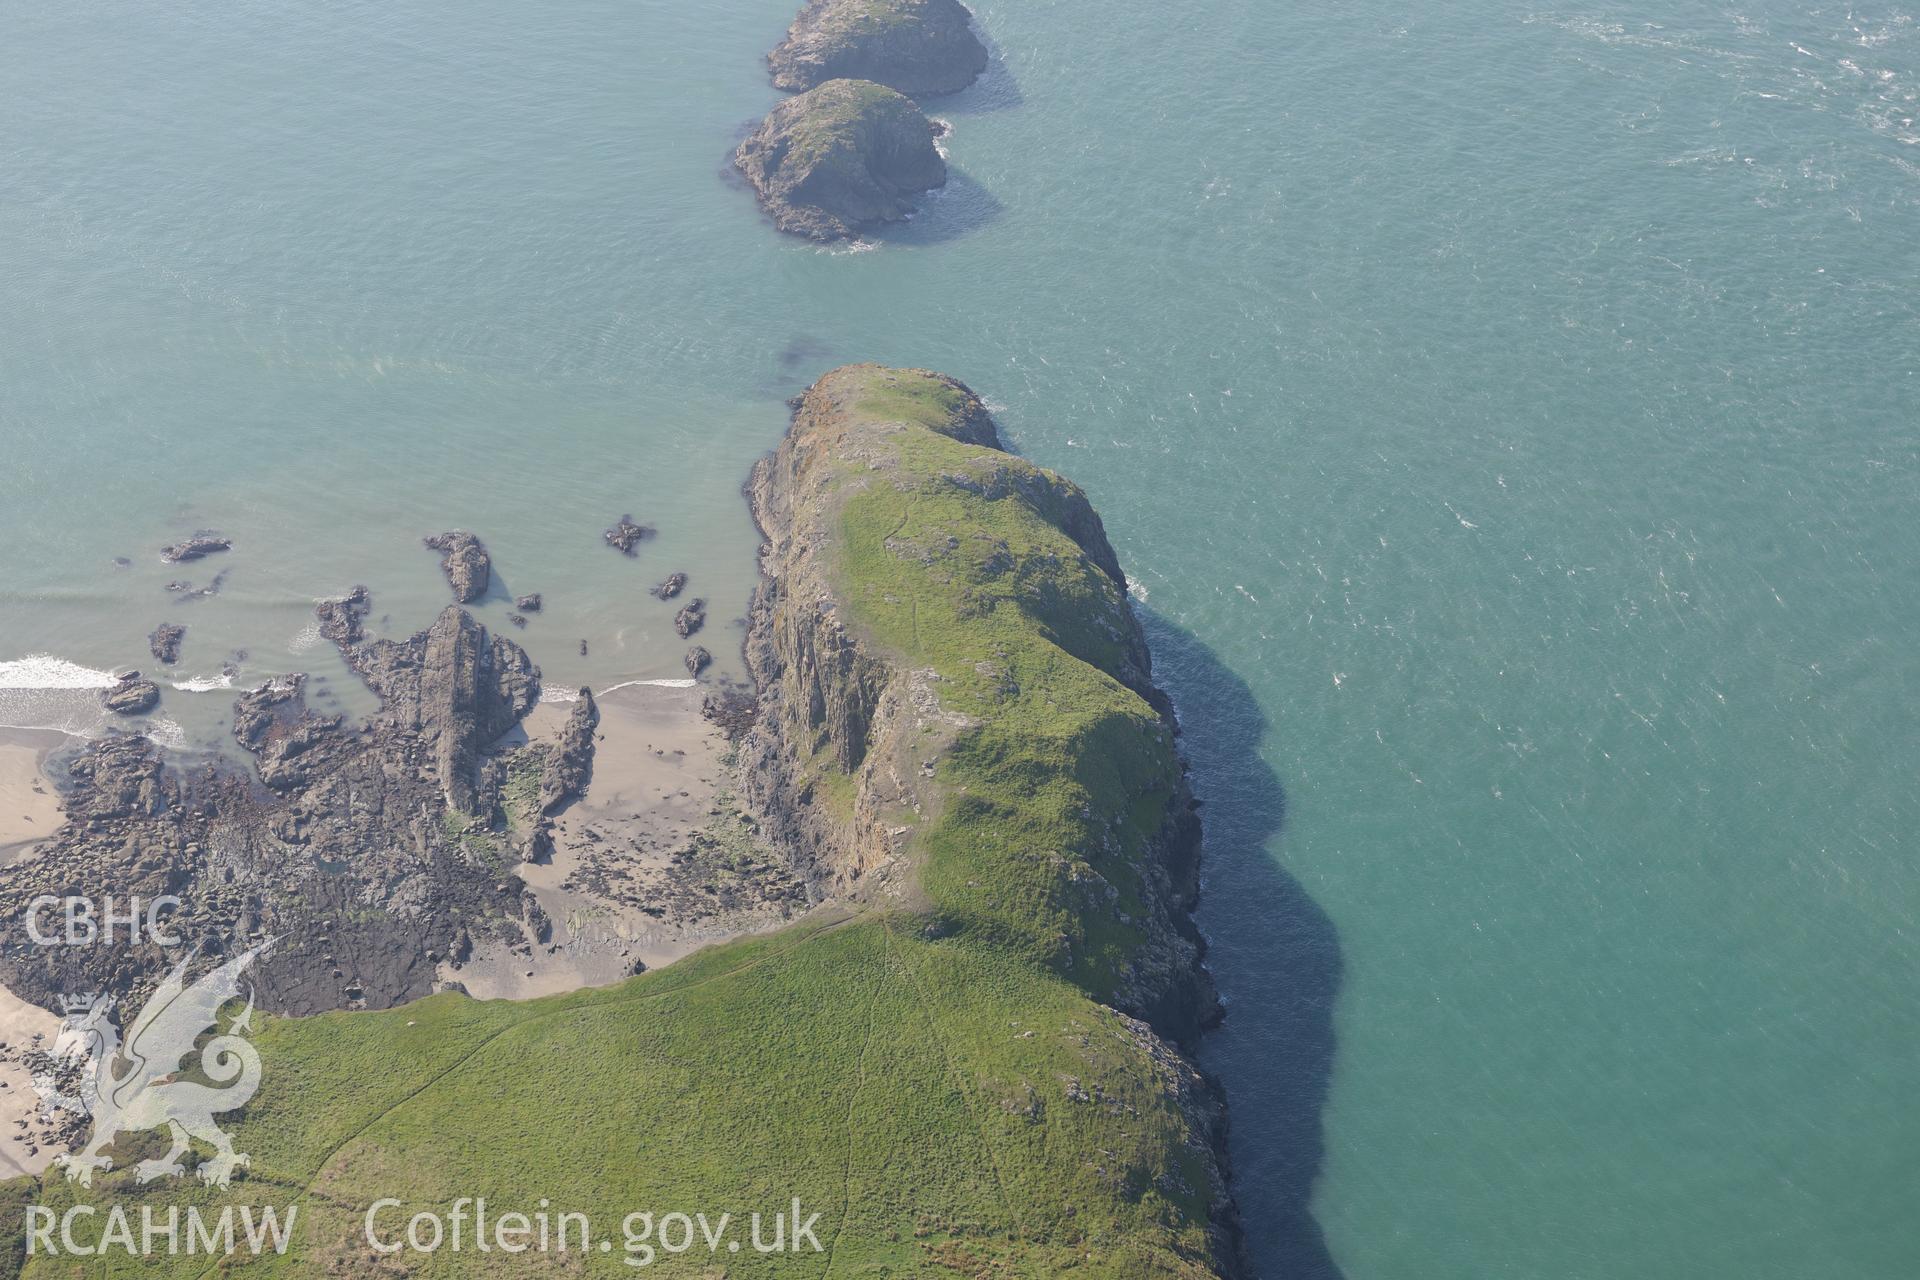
[
  {"x1": 160, "y1": 534, "x2": 230, "y2": 563},
  {"x1": 424, "y1": 531, "x2": 491, "y2": 603},
  {"x1": 165, "y1": 573, "x2": 225, "y2": 602},
  {"x1": 734, "y1": 79, "x2": 946, "y2": 241},
  {"x1": 148, "y1": 623, "x2": 186, "y2": 665},
  {"x1": 768, "y1": 0, "x2": 988, "y2": 97},
  {"x1": 604, "y1": 515, "x2": 653, "y2": 555},
  {"x1": 684, "y1": 646, "x2": 712, "y2": 678},
  {"x1": 652, "y1": 572, "x2": 688, "y2": 600},
  {"x1": 674, "y1": 598, "x2": 707, "y2": 639}
]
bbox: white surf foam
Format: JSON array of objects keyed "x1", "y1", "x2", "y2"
[
  {"x1": 169, "y1": 672, "x2": 236, "y2": 693},
  {"x1": 542, "y1": 677, "x2": 699, "y2": 704},
  {"x1": 0, "y1": 655, "x2": 118, "y2": 691},
  {"x1": 142, "y1": 718, "x2": 188, "y2": 750},
  {"x1": 0, "y1": 656, "x2": 121, "y2": 737},
  {"x1": 605, "y1": 678, "x2": 699, "y2": 693}
]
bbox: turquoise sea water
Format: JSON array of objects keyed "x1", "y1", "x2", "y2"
[{"x1": 4, "y1": 1, "x2": 1917, "y2": 1276}]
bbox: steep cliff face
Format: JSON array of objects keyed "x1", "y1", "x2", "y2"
[
  {"x1": 745, "y1": 365, "x2": 1219, "y2": 1036},
  {"x1": 768, "y1": 0, "x2": 990, "y2": 97},
  {"x1": 734, "y1": 79, "x2": 947, "y2": 240}
]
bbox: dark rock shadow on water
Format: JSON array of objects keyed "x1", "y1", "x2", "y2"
[
  {"x1": 778, "y1": 334, "x2": 837, "y2": 375},
  {"x1": 1141, "y1": 611, "x2": 1346, "y2": 1280},
  {"x1": 932, "y1": 29, "x2": 1023, "y2": 114},
  {"x1": 719, "y1": 119, "x2": 762, "y2": 190},
  {"x1": 872, "y1": 169, "x2": 1003, "y2": 246},
  {"x1": 760, "y1": 335, "x2": 844, "y2": 398}
]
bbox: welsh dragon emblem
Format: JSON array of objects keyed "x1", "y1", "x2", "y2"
[{"x1": 35, "y1": 939, "x2": 274, "y2": 1188}]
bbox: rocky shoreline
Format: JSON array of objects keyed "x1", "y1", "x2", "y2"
[{"x1": 0, "y1": 580, "x2": 778, "y2": 1018}]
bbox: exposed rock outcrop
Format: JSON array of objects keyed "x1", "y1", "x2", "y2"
[
  {"x1": 316, "y1": 585, "x2": 372, "y2": 647},
  {"x1": 674, "y1": 599, "x2": 707, "y2": 638},
  {"x1": 684, "y1": 646, "x2": 712, "y2": 678},
  {"x1": 0, "y1": 598, "x2": 544, "y2": 1016},
  {"x1": 159, "y1": 534, "x2": 230, "y2": 563},
  {"x1": 768, "y1": 0, "x2": 989, "y2": 97},
  {"x1": 351, "y1": 607, "x2": 540, "y2": 813},
  {"x1": 102, "y1": 673, "x2": 159, "y2": 715},
  {"x1": 652, "y1": 572, "x2": 688, "y2": 600},
  {"x1": 515, "y1": 593, "x2": 543, "y2": 612},
  {"x1": 424, "y1": 531, "x2": 491, "y2": 603},
  {"x1": 604, "y1": 515, "x2": 652, "y2": 555},
  {"x1": 165, "y1": 572, "x2": 225, "y2": 602},
  {"x1": 734, "y1": 79, "x2": 947, "y2": 241},
  {"x1": 539, "y1": 689, "x2": 598, "y2": 815},
  {"x1": 147, "y1": 623, "x2": 186, "y2": 665}
]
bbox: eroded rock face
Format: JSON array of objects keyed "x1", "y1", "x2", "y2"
[
  {"x1": 102, "y1": 673, "x2": 159, "y2": 716},
  {"x1": 538, "y1": 690, "x2": 597, "y2": 815},
  {"x1": 424, "y1": 531, "x2": 491, "y2": 603},
  {"x1": 352, "y1": 607, "x2": 540, "y2": 813},
  {"x1": 734, "y1": 79, "x2": 947, "y2": 241},
  {"x1": 768, "y1": 0, "x2": 988, "y2": 97}
]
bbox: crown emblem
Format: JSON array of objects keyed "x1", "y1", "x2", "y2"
[{"x1": 58, "y1": 992, "x2": 102, "y2": 1015}]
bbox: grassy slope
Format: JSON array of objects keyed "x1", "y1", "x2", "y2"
[
  {"x1": 825, "y1": 370, "x2": 1183, "y2": 1005},
  {"x1": 6, "y1": 368, "x2": 1227, "y2": 1279},
  {"x1": 776, "y1": 79, "x2": 921, "y2": 170}
]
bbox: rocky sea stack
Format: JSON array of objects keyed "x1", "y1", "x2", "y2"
[
  {"x1": 735, "y1": 78, "x2": 947, "y2": 241},
  {"x1": 424, "y1": 530, "x2": 491, "y2": 603},
  {"x1": 769, "y1": 0, "x2": 988, "y2": 97}
]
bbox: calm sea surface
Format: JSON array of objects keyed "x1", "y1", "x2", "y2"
[{"x1": 4, "y1": 2, "x2": 1917, "y2": 1275}]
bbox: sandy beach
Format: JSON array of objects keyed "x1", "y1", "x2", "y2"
[
  {"x1": 444, "y1": 681, "x2": 808, "y2": 1001},
  {"x1": 0, "y1": 977, "x2": 63, "y2": 1177},
  {"x1": 0, "y1": 729, "x2": 66, "y2": 865},
  {"x1": 0, "y1": 732, "x2": 71, "y2": 1174}
]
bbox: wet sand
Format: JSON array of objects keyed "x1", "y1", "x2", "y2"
[
  {"x1": 0, "y1": 732, "x2": 71, "y2": 1174},
  {"x1": 0, "y1": 729, "x2": 67, "y2": 864}
]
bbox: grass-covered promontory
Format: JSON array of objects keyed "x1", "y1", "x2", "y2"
[{"x1": 4, "y1": 368, "x2": 1240, "y2": 1278}]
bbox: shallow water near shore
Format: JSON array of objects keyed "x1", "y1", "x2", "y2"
[{"x1": 5, "y1": 0, "x2": 1919, "y2": 1276}]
